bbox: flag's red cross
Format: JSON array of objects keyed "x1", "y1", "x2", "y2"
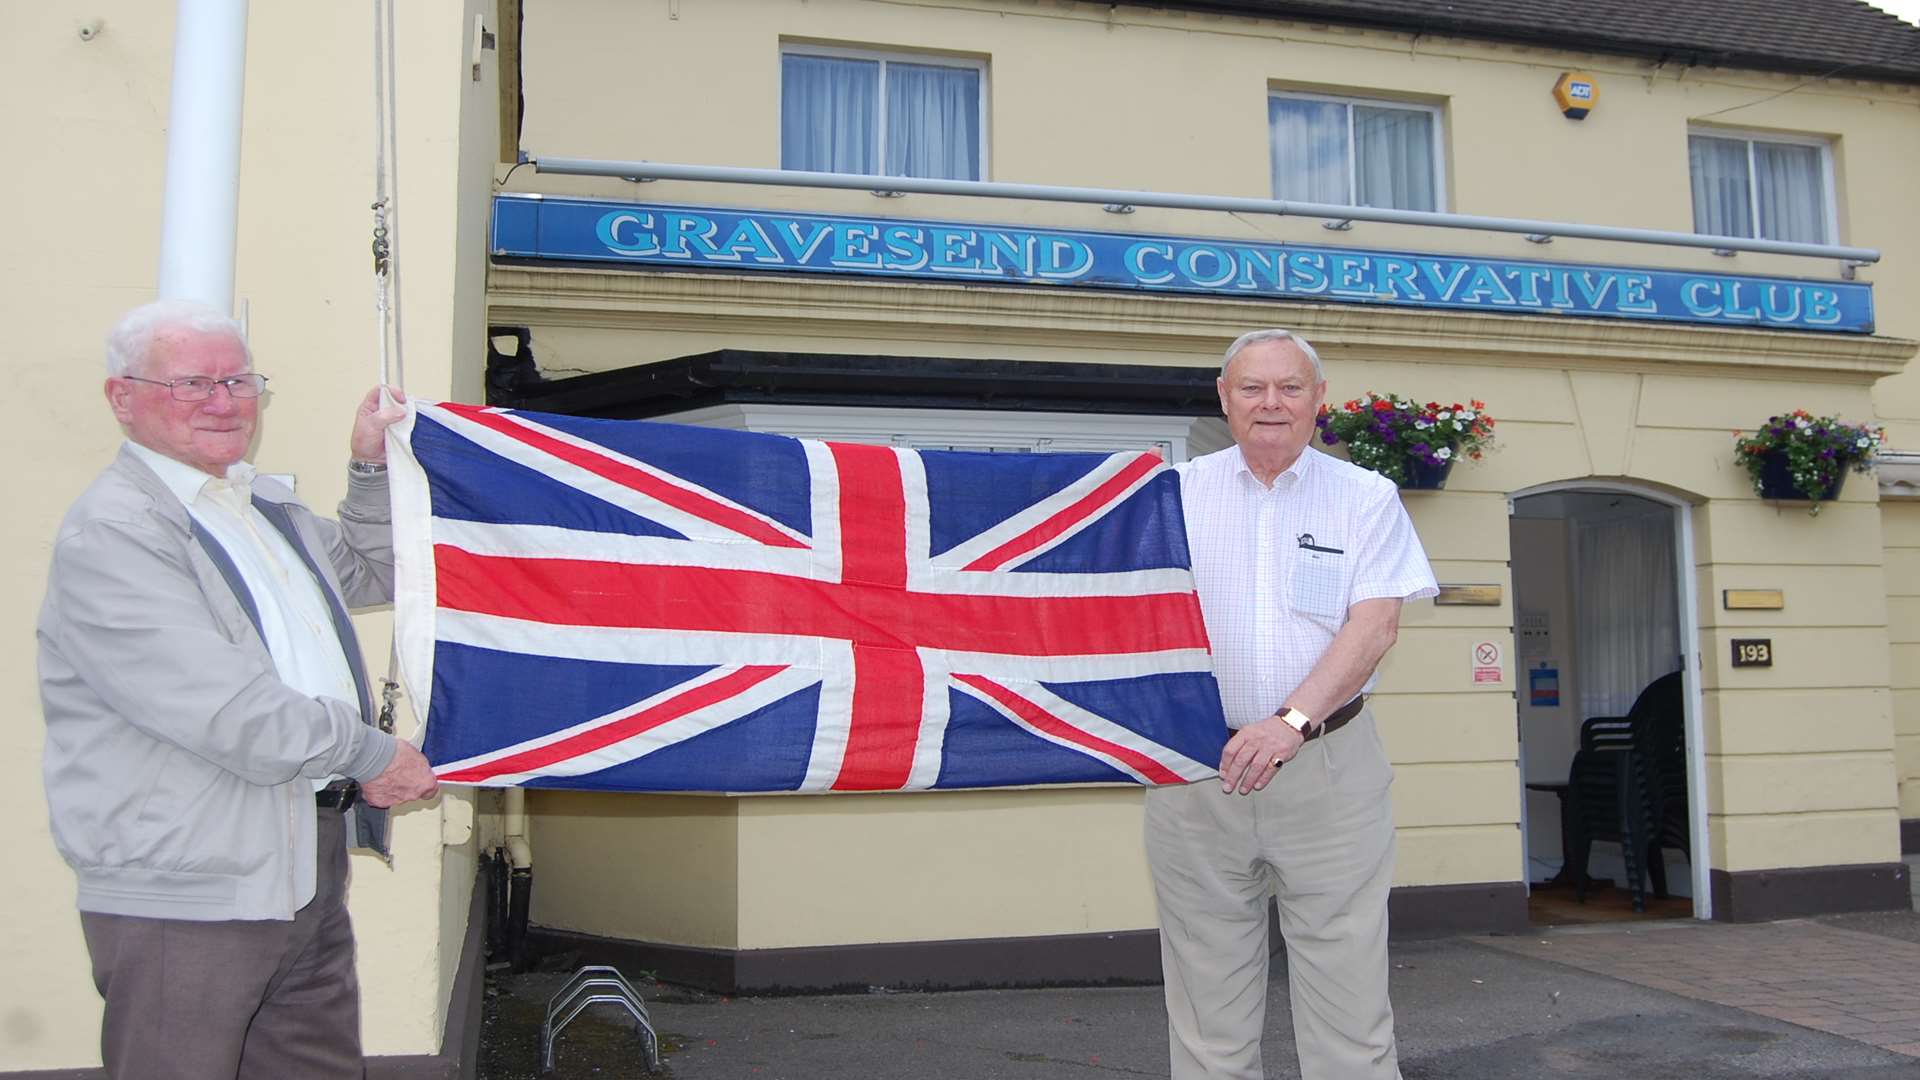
[{"x1": 428, "y1": 404, "x2": 1209, "y2": 790}]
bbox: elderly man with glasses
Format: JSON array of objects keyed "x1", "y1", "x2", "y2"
[
  {"x1": 1146, "y1": 329, "x2": 1437, "y2": 1080},
  {"x1": 38, "y1": 299, "x2": 439, "y2": 1079}
]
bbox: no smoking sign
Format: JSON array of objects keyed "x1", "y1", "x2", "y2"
[{"x1": 1471, "y1": 640, "x2": 1505, "y2": 684}]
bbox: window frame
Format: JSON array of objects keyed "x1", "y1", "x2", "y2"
[
  {"x1": 1686, "y1": 125, "x2": 1839, "y2": 245},
  {"x1": 1266, "y1": 89, "x2": 1447, "y2": 212},
  {"x1": 778, "y1": 42, "x2": 991, "y2": 181}
]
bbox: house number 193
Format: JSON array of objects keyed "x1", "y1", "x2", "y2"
[{"x1": 1731, "y1": 639, "x2": 1773, "y2": 667}]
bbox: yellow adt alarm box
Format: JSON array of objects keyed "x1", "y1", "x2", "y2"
[{"x1": 1553, "y1": 71, "x2": 1598, "y2": 119}]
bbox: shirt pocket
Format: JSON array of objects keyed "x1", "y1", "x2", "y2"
[{"x1": 1289, "y1": 547, "x2": 1352, "y2": 623}]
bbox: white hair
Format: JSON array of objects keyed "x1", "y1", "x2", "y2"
[
  {"x1": 1221, "y1": 328, "x2": 1325, "y2": 381},
  {"x1": 105, "y1": 300, "x2": 250, "y2": 377}
]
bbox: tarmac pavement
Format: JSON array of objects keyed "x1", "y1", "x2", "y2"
[{"x1": 482, "y1": 857, "x2": 1920, "y2": 1079}]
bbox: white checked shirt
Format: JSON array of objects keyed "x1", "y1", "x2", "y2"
[
  {"x1": 127, "y1": 442, "x2": 360, "y2": 785},
  {"x1": 1178, "y1": 445, "x2": 1437, "y2": 729}
]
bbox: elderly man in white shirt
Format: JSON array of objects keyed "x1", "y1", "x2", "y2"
[
  {"x1": 40, "y1": 300, "x2": 440, "y2": 1079},
  {"x1": 1146, "y1": 328, "x2": 1437, "y2": 1080}
]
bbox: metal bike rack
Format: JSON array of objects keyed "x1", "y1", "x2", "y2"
[{"x1": 542, "y1": 965, "x2": 661, "y2": 1074}]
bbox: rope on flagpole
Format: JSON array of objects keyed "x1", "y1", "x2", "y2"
[{"x1": 372, "y1": 0, "x2": 406, "y2": 736}]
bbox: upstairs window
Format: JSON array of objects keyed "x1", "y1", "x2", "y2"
[
  {"x1": 1269, "y1": 92, "x2": 1441, "y2": 212},
  {"x1": 781, "y1": 47, "x2": 985, "y2": 181},
  {"x1": 1688, "y1": 130, "x2": 1834, "y2": 244}
]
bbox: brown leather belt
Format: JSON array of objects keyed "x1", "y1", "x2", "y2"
[
  {"x1": 316, "y1": 780, "x2": 360, "y2": 811},
  {"x1": 1301, "y1": 695, "x2": 1367, "y2": 743}
]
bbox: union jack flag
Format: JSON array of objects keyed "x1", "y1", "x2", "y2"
[{"x1": 388, "y1": 402, "x2": 1229, "y2": 793}]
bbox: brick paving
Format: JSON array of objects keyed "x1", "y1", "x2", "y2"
[{"x1": 1482, "y1": 918, "x2": 1920, "y2": 1057}]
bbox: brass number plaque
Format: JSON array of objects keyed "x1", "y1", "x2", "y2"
[{"x1": 1731, "y1": 639, "x2": 1773, "y2": 668}]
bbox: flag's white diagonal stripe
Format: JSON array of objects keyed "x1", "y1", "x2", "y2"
[
  {"x1": 952, "y1": 677, "x2": 1218, "y2": 783},
  {"x1": 425, "y1": 403, "x2": 809, "y2": 548},
  {"x1": 927, "y1": 451, "x2": 1162, "y2": 571},
  {"x1": 440, "y1": 665, "x2": 822, "y2": 786}
]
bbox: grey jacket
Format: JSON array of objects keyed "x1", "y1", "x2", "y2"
[{"x1": 38, "y1": 447, "x2": 402, "y2": 921}]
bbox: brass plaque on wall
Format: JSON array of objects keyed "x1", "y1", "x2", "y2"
[
  {"x1": 1434, "y1": 584, "x2": 1502, "y2": 606},
  {"x1": 1723, "y1": 589, "x2": 1784, "y2": 611}
]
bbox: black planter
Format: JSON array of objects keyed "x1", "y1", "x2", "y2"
[
  {"x1": 1401, "y1": 456, "x2": 1455, "y2": 491},
  {"x1": 1757, "y1": 450, "x2": 1847, "y2": 502}
]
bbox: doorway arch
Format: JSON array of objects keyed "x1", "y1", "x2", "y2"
[{"x1": 1509, "y1": 479, "x2": 1710, "y2": 920}]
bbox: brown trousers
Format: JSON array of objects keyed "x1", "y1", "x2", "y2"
[{"x1": 80, "y1": 808, "x2": 364, "y2": 1080}]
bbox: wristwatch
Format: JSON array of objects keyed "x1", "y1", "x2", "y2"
[
  {"x1": 348, "y1": 458, "x2": 388, "y2": 476},
  {"x1": 1277, "y1": 707, "x2": 1315, "y2": 738}
]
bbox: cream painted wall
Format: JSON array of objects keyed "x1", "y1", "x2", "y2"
[
  {"x1": 1888, "y1": 503, "x2": 1920, "y2": 820},
  {"x1": 2, "y1": 1, "x2": 495, "y2": 1070}
]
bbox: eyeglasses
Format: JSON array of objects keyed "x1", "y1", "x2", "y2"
[{"x1": 122, "y1": 373, "x2": 270, "y2": 401}]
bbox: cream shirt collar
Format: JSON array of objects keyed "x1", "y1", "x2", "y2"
[
  {"x1": 1228, "y1": 442, "x2": 1315, "y2": 489},
  {"x1": 123, "y1": 441, "x2": 256, "y2": 508}
]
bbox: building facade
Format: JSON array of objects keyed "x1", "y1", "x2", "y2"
[{"x1": 5, "y1": 0, "x2": 1919, "y2": 1073}]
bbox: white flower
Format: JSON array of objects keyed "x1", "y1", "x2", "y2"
[
  {"x1": 1437, "y1": 410, "x2": 1452, "y2": 420},
  {"x1": 1795, "y1": 419, "x2": 1810, "y2": 429},
  {"x1": 1857, "y1": 437, "x2": 1870, "y2": 449},
  {"x1": 1415, "y1": 420, "x2": 1432, "y2": 430},
  {"x1": 1436, "y1": 447, "x2": 1454, "y2": 460}
]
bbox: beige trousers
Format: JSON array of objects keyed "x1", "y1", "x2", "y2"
[{"x1": 1145, "y1": 709, "x2": 1401, "y2": 1080}]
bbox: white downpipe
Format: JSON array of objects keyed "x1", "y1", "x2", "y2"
[
  {"x1": 157, "y1": 0, "x2": 249, "y2": 310},
  {"x1": 503, "y1": 787, "x2": 533, "y2": 870}
]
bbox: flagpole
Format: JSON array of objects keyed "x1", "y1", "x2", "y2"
[{"x1": 156, "y1": 0, "x2": 249, "y2": 311}]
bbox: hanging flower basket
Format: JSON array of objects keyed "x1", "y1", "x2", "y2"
[
  {"x1": 1402, "y1": 455, "x2": 1455, "y2": 491},
  {"x1": 1315, "y1": 394, "x2": 1495, "y2": 490},
  {"x1": 1733, "y1": 411, "x2": 1881, "y2": 515}
]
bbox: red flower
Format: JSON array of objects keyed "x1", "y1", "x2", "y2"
[{"x1": 1372, "y1": 400, "x2": 1392, "y2": 412}]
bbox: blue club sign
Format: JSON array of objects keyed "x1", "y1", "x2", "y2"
[{"x1": 493, "y1": 195, "x2": 1874, "y2": 334}]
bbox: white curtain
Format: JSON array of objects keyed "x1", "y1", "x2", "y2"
[
  {"x1": 782, "y1": 54, "x2": 878, "y2": 174},
  {"x1": 1269, "y1": 97, "x2": 1349, "y2": 203},
  {"x1": 1754, "y1": 141, "x2": 1827, "y2": 243},
  {"x1": 886, "y1": 62, "x2": 980, "y2": 180},
  {"x1": 1574, "y1": 509, "x2": 1680, "y2": 720},
  {"x1": 1689, "y1": 134, "x2": 1753, "y2": 238},
  {"x1": 1353, "y1": 104, "x2": 1435, "y2": 211}
]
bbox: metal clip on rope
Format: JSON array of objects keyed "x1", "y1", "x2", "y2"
[
  {"x1": 371, "y1": 200, "x2": 391, "y2": 277},
  {"x1": 377, "y1": 678, "x2": 401, "y2": 735}
]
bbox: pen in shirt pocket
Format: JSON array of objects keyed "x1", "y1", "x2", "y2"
[{"x1": 1297, "y1": 533, "x2": 1344, "y2": 554}]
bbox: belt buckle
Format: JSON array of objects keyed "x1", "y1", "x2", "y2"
[{"x1": 318, "y1": 781, "x2": 358, "y2": 811}]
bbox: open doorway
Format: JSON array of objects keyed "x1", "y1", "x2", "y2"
[{"x1": 1511, "y1": 488, "x2": 1700, "y2": 925}]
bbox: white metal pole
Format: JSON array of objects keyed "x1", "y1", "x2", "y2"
[{"x1": 156, "y1": 0, "x2": 249, "y2": 311}]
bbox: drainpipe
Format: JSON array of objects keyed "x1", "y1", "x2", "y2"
[
  {"x1": 156, "y1": 0, "x2": 248, "y2": 309},
  {"x1": 503, "y1": 787, "x2": 534, "y2": 970}
]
